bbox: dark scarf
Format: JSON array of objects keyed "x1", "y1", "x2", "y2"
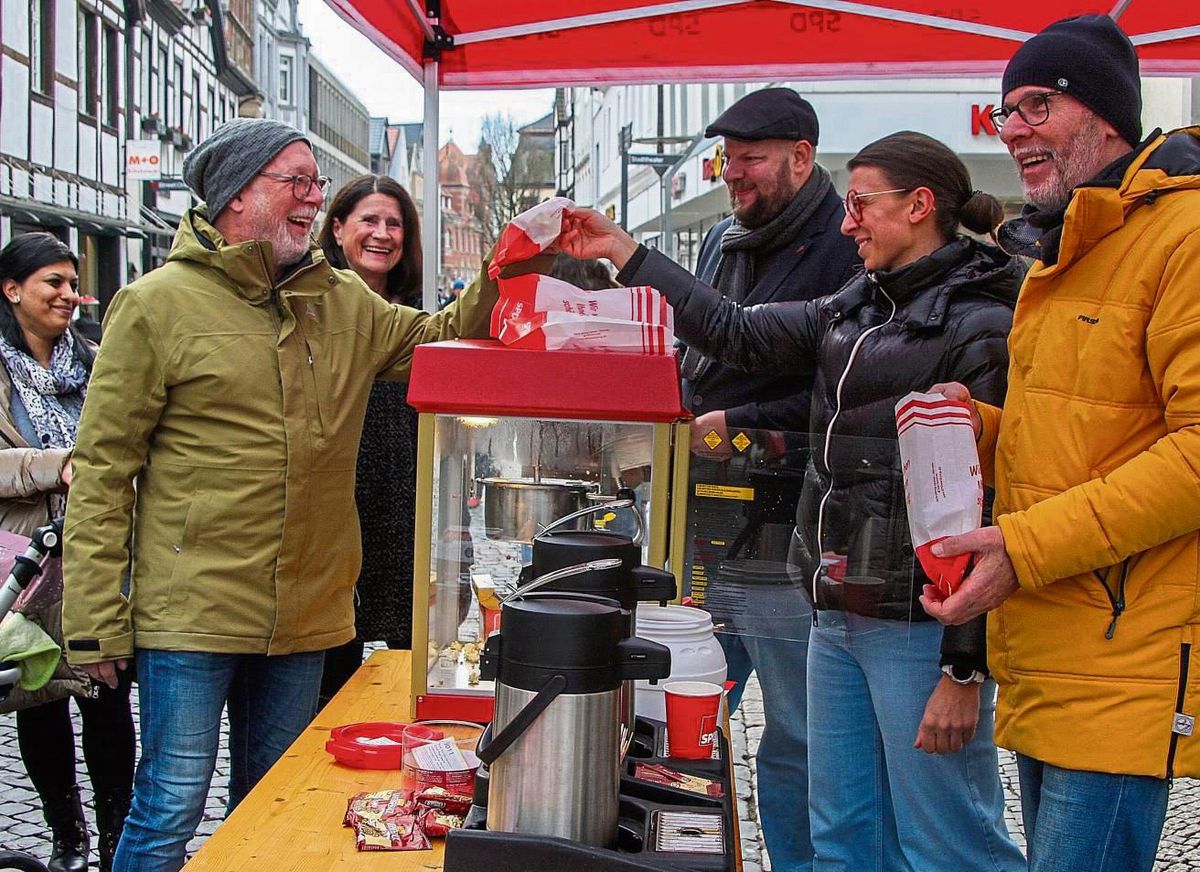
[{"x1": 680, "y1": 164, "x2": 832, "y2": 382}]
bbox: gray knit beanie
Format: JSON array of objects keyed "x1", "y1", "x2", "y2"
[{"x1": 182, "y1": 118, "x2": 310, "y2": 219}]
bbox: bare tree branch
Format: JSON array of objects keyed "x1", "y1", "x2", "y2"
[{"x1": 473, "y1": 112, "x2": 554, "y2": 246}]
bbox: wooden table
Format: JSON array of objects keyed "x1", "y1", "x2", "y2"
[
  {"x1": 187, "y1": 649, "x2": 742, "y2": 870},
  {"x1": 187, "y1": 650, "x2": 445, "y2": 870}
]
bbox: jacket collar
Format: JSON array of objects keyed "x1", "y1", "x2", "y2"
[
  {"x1": 823, "y1": 237, "x2": 1019, "y2": 329},
  {"x1": 1014, "y1": 127, "x2": 1200, "y2": 272},
  {"x1": 169, "y1": 208, "x2": 340, "y2": 305}
]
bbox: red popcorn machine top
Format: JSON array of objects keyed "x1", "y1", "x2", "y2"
[{"x1": 405, "y1": 340, "x2": 689, "y2": 722}]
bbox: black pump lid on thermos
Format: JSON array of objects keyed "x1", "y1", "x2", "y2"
[
  {"x1": 531, "y1": 530, "x2": 676, "y2": 608},
  {"x1": 479, "y1": 593, "x2": 670, "y2": 694}
]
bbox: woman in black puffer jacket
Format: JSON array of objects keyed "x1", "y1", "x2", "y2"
[{"x1": 558, "y1": 131, "x2": 1026, "y2": 871}]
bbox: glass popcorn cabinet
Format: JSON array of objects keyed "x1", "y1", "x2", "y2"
[{"x1": 405, "y1": 340, "x2": 689, "y2": 721}]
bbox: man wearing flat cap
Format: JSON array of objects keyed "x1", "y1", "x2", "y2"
[
  {"x1": 921, "y1": 15, "x2": 1200, "y2": 870},
  {"x1": 556, "y1": 87, "x2": 858, "y2": 872},
  {"x1": 61, "y1": 118, "x2": 498, "y2": 871}
]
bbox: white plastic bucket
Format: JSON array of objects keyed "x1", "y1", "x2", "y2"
[{"x1": 635, "y1": 604, "x2": 727, "y2": 721}]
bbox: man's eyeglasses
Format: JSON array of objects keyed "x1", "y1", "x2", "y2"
[
  {"x1": 257, "y1": 172, "x2": 331, "y2": 200},
  {"x1": 989, "y1": 91, "x2": 1061, "y2": 130},
  {"x1": 844, "y1": 188, "x2": 909, "y2": 222}
]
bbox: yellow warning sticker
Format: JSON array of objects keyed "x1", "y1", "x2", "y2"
[
  {"x1": 694, "y1": 484, "x2": 755, "y2": 501},
  {"x1": 731, "y1": 432, "x2": 751, "y2": 453},
  {"x1": 703, "y1": 429, "x2": 724, "y2": 450}
]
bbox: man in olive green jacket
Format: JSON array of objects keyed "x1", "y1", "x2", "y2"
[{"x1": 61, "y1": 119, "x2": 497, "y2": 872}]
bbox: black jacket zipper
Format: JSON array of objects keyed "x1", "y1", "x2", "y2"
[{"x1": 1166, "y1": 642, "x2": 1192, "y2": 778}]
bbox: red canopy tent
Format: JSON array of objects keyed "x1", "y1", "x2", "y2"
[{"x1": 324, "y1": 0, "x2": 1200, "y2": 306}]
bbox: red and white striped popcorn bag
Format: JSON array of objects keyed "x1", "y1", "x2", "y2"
[
  {"x1": 895, "y1": 391, "x2": 984, "y2": 597},
  {"x1": 491, "y1": 272, "x2": 675, "y2": 354},
  {"x1": 497, "y1": 312, "x2": 673, "y2": 354},
  {"x1": 488, "y1": 197, "x2": 575, "y2": 279},
  {"x1": 490, "y1": 272, "x2": 673, "y2": 336}
]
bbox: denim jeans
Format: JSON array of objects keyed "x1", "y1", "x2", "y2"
[
  {"x1": 113, "y1": 649, "x2": 324, "y2": 872},
  {"x1": 718, "y1": 581, "x2": 813, "y2": 872},
  {"x1": 718, "y1": 632, "x2": 754, "y2": 713},
  {"x1": 807, "y1": 611, "x2": 1024, "y2": 872},
  {"x1": 1016, "y1": 753, "x2": 1169, "y2": 872}
]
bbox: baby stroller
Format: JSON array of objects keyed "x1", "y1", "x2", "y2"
[{"x1": 0, "y1": 519, "x2": 65, "y2": 872}]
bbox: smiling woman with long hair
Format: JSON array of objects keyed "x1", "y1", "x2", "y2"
[
  {"x1": 0, "y1": 232, "x2": 134, "y2": 872},
  {"x1": 315, "y1": 175, "x2": 422, "y2": 705}
]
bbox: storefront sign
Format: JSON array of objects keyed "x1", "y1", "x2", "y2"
[
  {"x1": 153, "y1": 177, "x2": 190, "y2": 192},
  {"x1": 971, "y1": 105, "x2": 999, "y2": 137},
  {"x1": 126, "y1": 139, "x2": 162, "y2": 179},
  {"x1": 701, "y1": 144, "x2": 725, "y2": 182}
]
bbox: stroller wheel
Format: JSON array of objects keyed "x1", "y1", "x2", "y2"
[{"x1": 0, "y1": 851, "x2": 49, "y2": 872}]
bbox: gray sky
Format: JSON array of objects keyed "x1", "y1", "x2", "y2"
[{"x1": 295, "y1": 0, "x2": 556, "y2": 150}]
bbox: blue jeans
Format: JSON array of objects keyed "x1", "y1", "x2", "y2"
[
  {"x1": 807, "y1": 612, "x2": 1024, "y2": 872},
  {"x1": 718, "y1": 632, "x2": 754, "y2": 712},
  {"x1": 1016, "y1": 754, "x2": 1169, "y2": 872},
  {"x1": 114, "y1": 649, "x2": 324, "y2": 872},
  {"x1": 720, "y1": 580, "x2": 813, "y2": 871}
]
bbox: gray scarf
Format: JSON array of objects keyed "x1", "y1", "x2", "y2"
[
  {"x1": 0, "y1": 332, "x2": 88, "y2": 451},
  {"x1": 681, "y1": 164, "x2": 833, "y2": 382}
]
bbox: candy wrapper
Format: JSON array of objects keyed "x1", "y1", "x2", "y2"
[
  {"x1": 343, "y1": 788, "x2": 414, "y2": 828},
  {"x1": 343, "y1": 786, "x2": 466, "y2": 851},
  {"x1": 354, "y1": 811, "x2": 430, "y2": 852},
  {"x1": 895, "y1": 391, "x2": 983, "y2": 597},
  {"x1": 634, "y1": 762, "x2": 724, "y2": 798},
  {"x1": 490, "y1": 272, "x2": 673, "y2": 337},
  {"x1": 414, "y1": 787, "x2": 473, "y2": 816},
  {"x1": 488, "y1": 197, "x2": 574, "y2": 279}
]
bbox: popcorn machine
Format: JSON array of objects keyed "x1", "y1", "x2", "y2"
[{"x1": 406, "y1": 340, "x2": 689, "y2": 721}]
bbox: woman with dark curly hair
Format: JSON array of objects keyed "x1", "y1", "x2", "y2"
[{"x1": 315, "y1": 175, "x2": 422, "y2": 706}]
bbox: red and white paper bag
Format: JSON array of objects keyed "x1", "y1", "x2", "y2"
[
  {"x1": 488, "y1": 197, "x2": 574, "y2": 279},
  {"x1": 497, "y1": 312, "x2": 673, "y2": 354},
  {"x1": 895, "y1": 391, "x2": 983, "y2": 597},
  {"x1": 490, "y1": 272, "x2": 673, "y2": 336}
]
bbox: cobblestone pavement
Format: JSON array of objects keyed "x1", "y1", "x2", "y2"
[{"x1": 2, "y1": 672, "x2": 1198, "y2": 869}]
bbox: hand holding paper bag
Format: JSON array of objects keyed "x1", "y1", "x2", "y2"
[{"x1": 895, "y1": 391, "x2": 984, "y2": 597}]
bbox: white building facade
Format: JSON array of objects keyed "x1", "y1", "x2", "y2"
[
  {"x1": 561, "y1": 79, "x2": 1199, "y2": 272},
  {"x1": 0, "y1": 0, "x2": 138, "y2": 303},
  {"x1": 306, "y1": 53, "x2": 370, "y2": 203}
]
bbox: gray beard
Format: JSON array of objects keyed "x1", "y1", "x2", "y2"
[{"x1": 1023, "y1": 117, "x2": 1108, "y2": 211}]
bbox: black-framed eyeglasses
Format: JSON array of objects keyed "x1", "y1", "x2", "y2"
[
  {"x1": 257, "y1": 171, "x2": 331, "y2": 200},
  {"x1": 844, "y1": 187, "x2": 910, "y2": 222},
  {"x1": 989, "y1": 91, "x2": 1062, "y2": 130}
]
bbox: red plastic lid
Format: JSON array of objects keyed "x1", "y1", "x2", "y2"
[{"x1": 325, "y1": 722, "x2": 437, "y2": 770}]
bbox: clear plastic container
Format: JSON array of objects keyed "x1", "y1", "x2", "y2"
[{"x1": 400, "y1": 719, "x2": 484, "y2": 794}]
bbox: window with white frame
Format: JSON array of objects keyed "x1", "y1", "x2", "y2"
[
  {"x1": 279, "y1": 53, "x2": 294, "y2": 106},
  {"x1": 31, "y1": 0, "x2": 55, "y2": 97},
  {"x1": 80, "y1": 9, "x2": 98, "y2": 117}
]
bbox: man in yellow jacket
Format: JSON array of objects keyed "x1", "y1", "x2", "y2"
[
  {"x1": 60, "y1": 119, "x2": 497, "y2": 872},
  {"x1": 923, "y1": 15, "x2": 1200, "y2": 872}
]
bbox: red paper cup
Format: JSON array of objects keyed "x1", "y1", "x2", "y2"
[{"x1": 663, "y1": 680, "x2": 723, "y2": 759}]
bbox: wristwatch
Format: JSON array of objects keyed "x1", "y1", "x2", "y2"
[{"x1": 941, "y1": 663, "x2": 987, "y2": 685}]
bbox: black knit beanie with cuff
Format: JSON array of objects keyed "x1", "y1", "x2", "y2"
[{"x1": 1002, "y1": 14, "x2": 1142, "y2": 146}]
